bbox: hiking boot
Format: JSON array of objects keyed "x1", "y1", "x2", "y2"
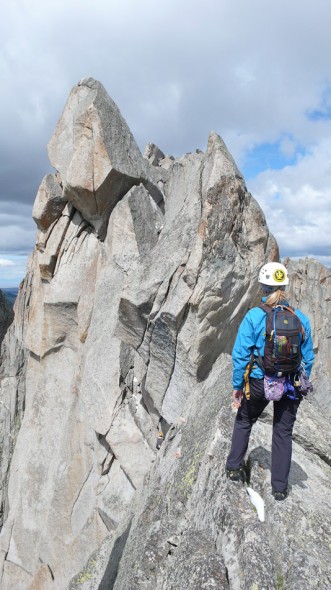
[
  {"x1": 225, "y1": 466, "x2": 246, "y2": 483},
  {"x1": 272, "y1": 489, "x2": 288, "y2": 501}
]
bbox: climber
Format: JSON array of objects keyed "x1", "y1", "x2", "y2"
[{"x1": 225, "y1": 262, "x2": 314, "y2": 501}]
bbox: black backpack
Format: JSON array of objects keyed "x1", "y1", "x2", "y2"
[{"x1": 258, "y1": 303, "x2": 305, "y2": 376}]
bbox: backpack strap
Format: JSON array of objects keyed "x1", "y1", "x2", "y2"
[
  {"x1": 255, "y1": 304, "x2": 271, "y2": 373},
  {"x1": 259, "y1": 303, "x2": 305, "y2": 340},
  {"x1": 259, "y1": 302, "x2": 272, "y2": 314}
]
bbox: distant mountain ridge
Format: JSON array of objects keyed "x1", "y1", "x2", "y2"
[
  {"x1": 0, "y1": 289, "x2": 14, "y2": 348},
  {"x1": 1, "y1": 288, "x2": 18, "y2": 308}
]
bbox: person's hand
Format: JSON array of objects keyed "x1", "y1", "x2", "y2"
[{"x1": 232, "y1": 389, "x2": 243, "y2": 410}]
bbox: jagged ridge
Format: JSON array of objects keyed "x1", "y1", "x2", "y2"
[{"x1": 0, "y1": 79, "x2": 330, "y2": 590}]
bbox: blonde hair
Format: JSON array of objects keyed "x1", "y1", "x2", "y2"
[{"x1": 265, "y1": 289, "x2": 288, "y2": 308}]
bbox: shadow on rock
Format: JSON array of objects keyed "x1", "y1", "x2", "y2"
[
  {"x1": 247, "y1": 445, "x2": 308, "y2": 489},
  {"x1": 98, "y1": 520, "x2": 132, "y2": 590}
]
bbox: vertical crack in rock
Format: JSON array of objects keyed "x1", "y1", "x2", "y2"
[
  {"x1": 37, "y1": 204, "x2": 75, "y2": 281},
  {"x1": 71, "y1": 465, "x2": 94, "y2": 519},
  {"x1": 53, "y1": 215, "x2": 92, "y2": 276},
  {"x1": 119, "y1": 465, "x2": 137, "y2": 492},
  {"x1": 96, "y1": 432, "x2": 116, "y2": 476}
]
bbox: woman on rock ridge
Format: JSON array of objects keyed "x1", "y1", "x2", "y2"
[{"x1": 225, "y1": 262, "x2": 314, "y2": 500}]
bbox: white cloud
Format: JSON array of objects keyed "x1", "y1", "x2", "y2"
[
  {"x1": 0, "y1": 259, "x2": 15, "y2": 267},
  {"x1": 248, "y1": 140, "x2": 331, "y2": 266},
  {"x1": 279, "y1": 137, "x2": 298, "y2": 159},
  {"x1": 2, "y1": 0, "x2": 331, "y2": 155},
  {"x1": 0, "y1": 203, "x2": 36, "y2": 253},
  {"x1": 0, "y1": 254, "x2": 27, "y2": 288},
  {"x1": 1, "y1": 0, "x2": 331, "y2": 271}
]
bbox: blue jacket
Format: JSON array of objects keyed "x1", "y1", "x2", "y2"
[{"x1": 232, "y1": 299, "x2": 315, "y2": 389}]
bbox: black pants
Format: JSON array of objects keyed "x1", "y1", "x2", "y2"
[{"x1": 226, "y1": 378, "x2": 301, "y2": 492}]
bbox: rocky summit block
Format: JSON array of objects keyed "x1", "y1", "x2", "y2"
[
  {"x1": 0, "y1": 79, "x2": 330, "y2": 590},
  {"x1": 47, "y1": 77, "x2": 165, "y2": 238}
]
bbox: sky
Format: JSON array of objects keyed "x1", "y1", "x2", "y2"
[{"x1": 1, "y1": 0, "x2": 331, "y2": 287}]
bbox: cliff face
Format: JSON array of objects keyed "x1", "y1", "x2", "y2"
[
  {"x1": 0, "y1": 289, "x2": 18, "y2": 529},
  {"x1": 0, "y1": 79, "x2": 330, "y2": 590},
  {"x1": 284, "y1": 257, "x2": 331, "y2": 414}
]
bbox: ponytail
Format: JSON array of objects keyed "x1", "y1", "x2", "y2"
[{"x1": 265, "y1": 289, "x2": 288, "y2": 308}]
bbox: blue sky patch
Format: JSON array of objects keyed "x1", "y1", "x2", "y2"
[
  {"x1": 242, "y1": 139, "x2": 305, "y2": 179},
  {"x1": 306, "y1": 85, "x2": 331, "y2": 121},
  {"x1": 306, "y1": 107, "x2": 331, "y2": 121},
  {"x1": 271, "y1": 191, "x2": 282, "y2": 202}
]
